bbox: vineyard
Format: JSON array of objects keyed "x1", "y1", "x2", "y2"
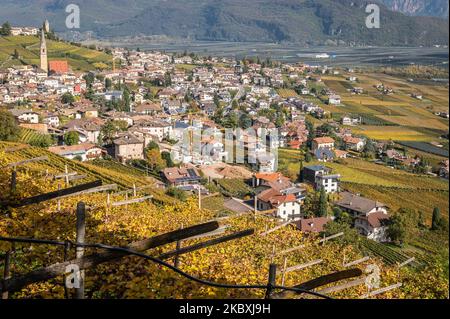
[
  {"x1": 0, "y1": 36, "x2": 112, "y2": 71},
  {"x1": 0, "y1": 141, "x2": 448, "y2": 299},
  {"x1": 215, "y1": 179, "x2": 253, "y2": 198},
  {"x1": 19, "y1": 128, "x2": 53, "y2": 147},
  {"x1": 396, "y1": 141, "x2": 449, "y2": 157},
  {"x1": 277, "y1": 89, "x2": 299, "y2": 98},
  {"x1": 0, "y1": 141, "x2": 175, "y2": 205},
  {"x1": 361, "y1": 239, "x2": 416, "y2": 267}
]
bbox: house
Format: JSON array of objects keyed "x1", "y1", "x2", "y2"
[
  {"x1": 315, "y1": 173, "x2": 341, "y2": 194},
  {"x1": 343, "y1": 136, "x2": 365, "y2": 152},
  {"x1": 439, "y1": 160, "x2": 449, "y2": 179},
  {"x1": 42, "y1": 113, "x2": 60, "y2": 127},
  {"x1": 161, "y1": 166, "x2": 202, "y2": 187},
  {"x1": 48, "y1": 61, "x2": 69, "y2": 74},
  {"x1": 257, "y1": 188, "x2": 301, "y2": 221},
  {"x1": 335, "y1": 192, "x2": 388, "y2": 218},
  {"x1": 334, "y1": 149, "x2": 349, "y2": 159},
  {"x1": 201, "y1": 138, "x2": 228, "y2": 163},
  {"x1": 10, "y1": 109, "x2": 39, "y2": 124},
  {"x1": 254, "y1": 152, "x2": 277, "y2": 173},
  {"x1": 104, "y1": 91, "x2": 123, "y2": 101},
  {"x1": 411, "y1": 93, "x2": 423, "y2": 100},
  {"x1": 79, "y1": 107, "x2": 99, "y2": 119},
  {"x1": 133, "y1": 120, "x2": 172, "y2": 142},
  {"x1": 355, "y1": 212, "x2": 390, "y2": 242},
  {"x1": 253, "y1": 172, "x2": 292, "y2": 190},
  {"x1": 314, "y1": 148, "x2": 335, "y2": 162},
  {"x1": 113, "y1": 134, "x2": 144, "y2": 163},
  {"x1": 312, "y1": 137, "x2": 335, "y2": 152},
  {"x1": 335, "y1": 192, "x2": 389, "y2": 242},
  {"x1": 62, "y1": 119, "x2": 103, "y2": 144},
  {"x1": 302, "y1": 165, "x2": 340, "y2": 193},
  {"x1": 48, "y1": 143, "x2": 104, "y2": 161},
  {"x1": 293, "y1": 217, "x2": 332, "y2": 233},
  {"x1": 328, "y1": 94, "x2": 341, "y2": 105},
  {"x1": 341, "y1": 116, "x2": 361, "y2": 126},
  {"x1": 134, "y1": 102, "x2": 162, "y2": 115}
]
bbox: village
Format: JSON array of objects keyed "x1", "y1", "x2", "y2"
[{"x1": 0, "y1": 22, "x2": 449, "y2": 247}]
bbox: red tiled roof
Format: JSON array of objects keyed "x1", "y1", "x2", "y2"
[
  {"x1": 343, "y1": 136, "x2": 362, "y2": 144},
  {"x1": 49, "y1": 60, "x2": 69, "y2": 74},
  {"x1": 358, "y1": 212, "x2": 390, "y2": 228},
  {"x1": 295, "y1": 217, "x2": 332, "y2": 233},
  {"x1": 314, "y1": 137, "x2": 335, "y2": 144},
  {"x1": 258, "y1": 189, "x2": 297, "y2": 207}
]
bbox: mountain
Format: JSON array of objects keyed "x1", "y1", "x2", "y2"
[
  {"x1": 378, "y1": 0, "x2": 449, "y2": 18},
  {"x1": 0, "y1": 0, "x2": 448, "y2": 46}
]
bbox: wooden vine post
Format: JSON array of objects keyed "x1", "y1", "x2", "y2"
[
  {"x1": 1, "y1": 250, "x2": 12, "y2": 299},
  {"x1": 265, "y1": 264, "x2": 277, "y2": 299},
  {"x1": 10, "y1": 169, "x2": 17, "y2": 195},
  {"x1": 75, "y1": 202, "x2": 86, "y2": 299}
]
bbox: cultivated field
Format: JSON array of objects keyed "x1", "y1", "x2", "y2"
[
  {"x1": 321, "y1": 72, "x2": 449, "y2": 146},
  {"x1": 0, "y1": 36, "x2": 112, "y2": 71}
]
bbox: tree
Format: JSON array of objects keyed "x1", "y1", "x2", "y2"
[
  {"x1": 323, "y1": 221, "x2": 361, "y2": 246},
  {"x1": 362, "y1": 138, "x2": 377, "y2": 159},
  {"x1": 238, "y1": 113, "x2": 252, "y2": 129},
  {"x1": 29, "y1": 134, "x2": 54, "y2": 148},
  {"x1": 305, "y1": 152, "x2": 312, "y2": 163},
  {"x1": 123, "y1": 88, "x2": 131, "y2": 112},
  {"x1": 100, "y1": 121, "x2": 117, "y2": 145},
  {"x1": 83, "y1": 72, "x2": 95, "y2": 88},
  {"x1": 0, "y1": 110, "x2": 19, "y2": 141},
  {"x1": 146, "y1": 148, "x2": 166, "y2": 172},
  {"x1": 418, "y1": 211, "x2": 426, "y2": 228},
  {"x1": 161, "y1": 151, "x2": 175, "y2": 167},
  {"x1": 318, "y1": 188, "x2": 328, "y2": 217},
  {"x1": 431, "y1": 207, "x2": 447, "y2": 231},
  {"x1": 388, "y1": 208, "x2": 420, "y2": 246},
  {"x1": 387, "y1": 214, "x2": 408, "y2": 246},
  {"x1": 146, "y1": 140, "x2": 160, "y2": 151},
  {"x1": 164, "y1": 72, "x2": 172, "y2": 87},
  {"x1": 61, "y1": 92, "x2": 75, "y2": 104},
  {"x1": 166, "y1": 187, "x2": 187, "y2": 201},
  {"x1": 0, "y1": 22, "x2": 11, "y2": 36},
  {"x1": 213, "y1": 93, "x2": 220, "y2": 107},
  {"x1": 105, "y1": 78, "x2": 112, "y2": 90},
  {"x1": 64, "y1": 131, "x2": 79, "y2": 146}
]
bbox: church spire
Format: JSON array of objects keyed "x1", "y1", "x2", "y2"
[{"x1": 40, "y1": 24, "x2": 48, "y2": 73}]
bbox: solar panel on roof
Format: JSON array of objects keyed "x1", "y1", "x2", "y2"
[{"x1": 187, "y1": 169, "x2": 197, "y2": 178}]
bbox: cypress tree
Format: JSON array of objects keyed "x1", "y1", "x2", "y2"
[
  {"x1": 431, "y1": 207, "x2": 441, "y2": 230},
  {"x1": 318, "y1": 188, "x2": 328, "y2": 217}
]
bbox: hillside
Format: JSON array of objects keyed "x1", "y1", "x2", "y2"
[
  {"x1": 0, "y1": 0, "x2": 448, "y2": 46},
  {"x1": 378, "y1": 0, "x2": 449, "y2": 18},
  {"x1": 0, "y1": 141, "x2": 175, "y2": 204},
  {"x1": 0, "y1": 35, "x2": 111, "y2": 71},
  {"x1": 0, "y1": 141, "x2": 448, "y2": 299}
]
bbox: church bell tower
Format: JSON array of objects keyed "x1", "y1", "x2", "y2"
[{"x1": 40, "y1": 22, "x2": 48, "y2": 73}]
